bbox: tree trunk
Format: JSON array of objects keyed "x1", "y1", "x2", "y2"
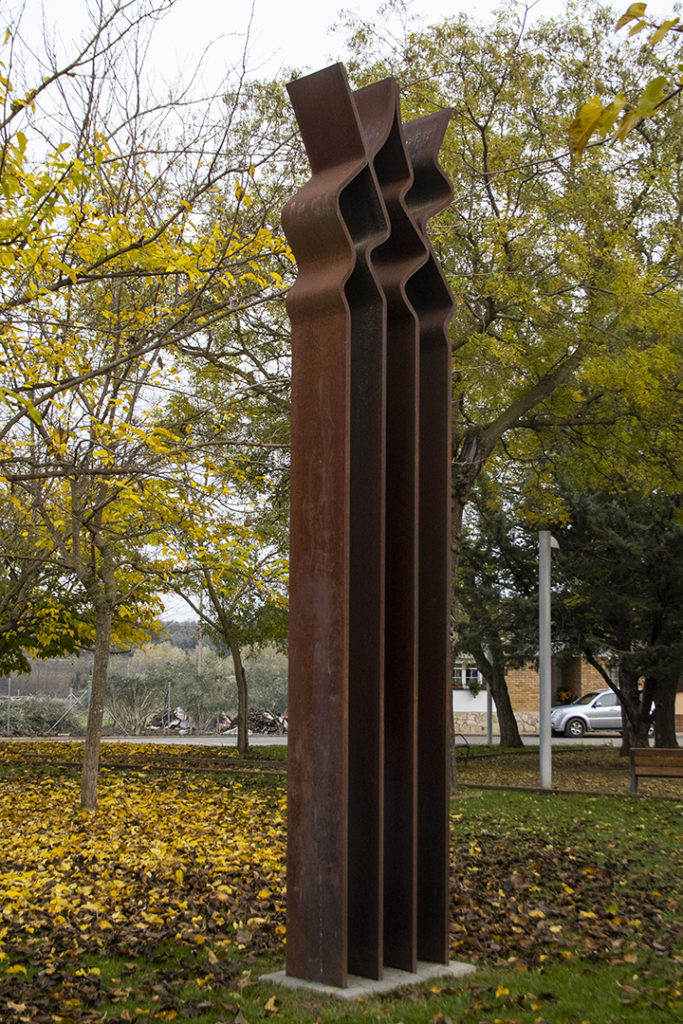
[
  {"x1": 81, "y1": 603, "x2": 114, "y2": 810},
  {"x1": 229, "y1": 637, "x2": 249, "y2": 756},
  {"x1": 489, "y1": 668, "x2": 523, "y2": 748},
  {"x1": 448, "y1": 487, "x2": 471, "y2": 790},
  {"x1": 449, "y1": 707, "x2": 458, "y2": 793},
  {"x1": 652, "y1": 676, "x2": 679, "y2": 748},
  {"x1": 582, "y1": 653, "x2": 649, "y2": 756},
  {"x1": 618, "y1": 667, "x2": 650, "y2": 756},
  {"x1": 202, "y1": 575, "x2": 250, "y2": 756},
  {"x1": 473, "y1": 645, "x2": 523, "y2": 748}
]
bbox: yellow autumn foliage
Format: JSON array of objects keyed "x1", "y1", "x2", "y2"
[{"x1": 0, "y1": 743, "x2": 287, "y2": 975}]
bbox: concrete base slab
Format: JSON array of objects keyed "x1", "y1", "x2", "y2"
[{"x1": 261, "y1": 960, "x2": 475, "y2": 1001}]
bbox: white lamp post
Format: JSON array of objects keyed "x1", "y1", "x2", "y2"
[{"x1": 539, "y1": 530, "x2": 559, "y2": 789}]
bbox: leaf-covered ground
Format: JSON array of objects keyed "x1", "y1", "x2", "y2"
[
  {"x1": 0, "y1": 740, "x2": 287, "y2": 771},
  {"x1": 0, "y1": 756, "x2": 286, "y2": 1022},
  {"x1": 456, "y1": 745, "x2": 683, "y2": 798},
  {"x1": 0, "y1": 742, "x2": 680, "y2": 1023},
  {"x1": 449, "y1": 789, "x2": 682, "y2": 968}
]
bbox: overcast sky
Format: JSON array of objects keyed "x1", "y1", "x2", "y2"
[
  {"x1": 121, "y1": 0, "x2": 573, "y2": 82},
  {"x1": 148, "y1": 0, "x2": 522, "y2": 80},
  {"x1": 10, "y1": 1, "x2": 577, "y2": 89}
]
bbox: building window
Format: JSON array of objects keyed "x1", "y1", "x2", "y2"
[{"x1": 453, "y1": 660, "x2": 486, "y2": 692}]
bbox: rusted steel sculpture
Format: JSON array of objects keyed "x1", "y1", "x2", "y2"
[{"x1": 283, "y1": 63, "x2": 454, "y2": 989}]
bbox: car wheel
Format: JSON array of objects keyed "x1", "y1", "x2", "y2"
[{"x1": 565, "y1": 718, "x2": 586, "y2": 738}]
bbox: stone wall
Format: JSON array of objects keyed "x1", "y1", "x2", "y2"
[{"x1": 453, "y1": 710, "x2": 539, "y2": 736}]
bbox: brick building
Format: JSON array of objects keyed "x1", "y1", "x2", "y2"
[
  {"x1": 452, "y1": 657, "x2": 683, "y2": 736},
  {"x1": 505, "y1": 658, "x2": 607, "y2": 713}
]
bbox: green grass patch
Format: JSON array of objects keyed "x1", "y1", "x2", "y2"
[
  {"x1": 8, "y1": 946, "x2": 679, "y2": 1023},
  {"x1": 240, "y1": 743, "x2": 288, "y2": 763}
]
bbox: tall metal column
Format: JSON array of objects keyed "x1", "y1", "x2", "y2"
[
  {"x1": 283, "y1": 62, "x2": 455, "y2": 988},
  {"x1": 538, "y1": 530, "x2": 558, "y2": 791},
  {"x1": 405, "y1": 112, "x2": 454, "y2": 967},
  {"x1": 284, "y1": 65, "x2": 386, "y2": 988},
  {"x1": 356, "y1": 79, "x2": 425, "y2": 976}
]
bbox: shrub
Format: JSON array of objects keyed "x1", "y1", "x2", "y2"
[{"x1": 3, "y1": 697, "x2": 83, "y2": 736}]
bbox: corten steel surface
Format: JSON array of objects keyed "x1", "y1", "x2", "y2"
[
  {"x1": 404, "y1": 112, "x2": 455, "y2": 965},
  {"x1": 355, "y1": 79, "x2": 426, "y2": 976},
  {"x1": 344, "y1": 93, "x2": 392, "y2": 984},
  {"x1": 283, "y1": 62, "x2": 454, "y2": 989},
  {"x1": 283, "y1": 63, "x2": 388, "y2": 990}
]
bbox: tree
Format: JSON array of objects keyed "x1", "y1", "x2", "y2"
[
  {"x1": 157, "y1": 228, "x2": 292, "y2": 754},
  {"x1": 570, "y1": 3, "x2": 683, "y2": 157},
  {"x1": 244, "y1": 644, "x2": 288, "y2": 714},
  {"x1": 455, "y1": 480, "x2": 540, "y2": 747},
  {"x1": 105, "y1": 664, "x2": 168, "y2": 734},
  {"x1": 553, "y1": 489, "x2": 683, "y2": 749},
  {"x1": 342, "y1": 0, "x2": 683, "y2": 580},
  {"x1": 0, "y1": 493, "x2": 95, "y2": 674},
  {"x1": 161, "y1": 618, "x2": 202, "y2": 653},
  {"x1": 0, "y1": 1, "x2": 291, "y2": 808},
  {"x1": 455, "y1": 476, "x2": 683, "y2": 752},
  {"x1": 161, "y1": 477, "x2": 288, "y2": 755}
]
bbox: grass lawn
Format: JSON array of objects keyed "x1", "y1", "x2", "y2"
[{"x1": 0, "y1": 741, "x2": 680, "y2": 1023}]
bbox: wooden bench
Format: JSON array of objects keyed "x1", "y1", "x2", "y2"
[
  {"x1": 630, "y1": 747, "x2": 683, "y2": 795},
  {"x1": 454, "y1": 733, "x2": 471, "y2": 768}
]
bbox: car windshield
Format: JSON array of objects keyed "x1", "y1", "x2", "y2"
[{"x1": 571, "y1": 692, "x2": 601, "y2": 705}]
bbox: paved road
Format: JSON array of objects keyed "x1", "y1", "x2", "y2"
[
  {"x1": 3, "y1": 733, "x2": 288, "y2": 746},
  {"x1": 8, "y1": 732, "x2": 682, "y2": 748},
  {"x1": 55, "y1": 733, "x2": 624, "y2": 748},
  {"x1": 100, "y1": 733, "x2": 288, "y2": 746}
]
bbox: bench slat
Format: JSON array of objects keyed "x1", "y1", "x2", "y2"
[
  {"x1": 629, "y1": 747, "x2": 683, "y2": 794},
  {"x1": 632, "y1": 749, "x2": 683, "y2": 766}
]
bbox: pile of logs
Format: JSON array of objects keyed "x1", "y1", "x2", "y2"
[
  {"x1": 216, "y1": 708, "x2": 287, "y2": 735},
  {"x1": 149, "y1": 707, "x2": 288, "y2": 736},
  {"x1": 148, "y1": 707, "x2": 192, "y2": 733},
  {"x1": 247, "y1": 707, "x2": 287, "y2": 734}
]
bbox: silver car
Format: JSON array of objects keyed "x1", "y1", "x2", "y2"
[{"x1": 550, "y1": 689, "x2": 622, "y2": 738}]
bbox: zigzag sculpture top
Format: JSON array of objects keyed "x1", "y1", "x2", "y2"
[
  {"x1": 404, "y1": 111, "x2": 455, "y2": 345},
  {"x1": 282, "y1": 64, "x2": 388, "y2": 324},
  {"x1": 282, "y1": 63, "x2": 454, "y2": 346}
]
